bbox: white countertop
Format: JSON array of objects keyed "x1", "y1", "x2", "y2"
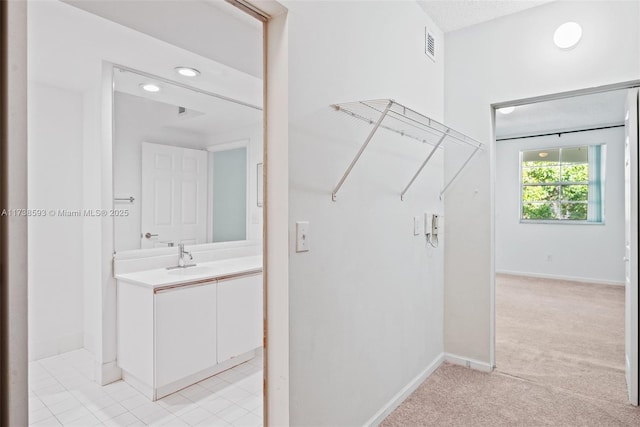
[{"x1": 115, "y1": 255, "x2": 262, "y2": 289}]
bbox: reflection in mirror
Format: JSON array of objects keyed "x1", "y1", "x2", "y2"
[{"x1": 113, "y1": 67, "x2": 263, "y2": 252}]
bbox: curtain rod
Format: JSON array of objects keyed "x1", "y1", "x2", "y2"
[{"x1": 496, "y1": 124, "x2": 625, "y2": 142}]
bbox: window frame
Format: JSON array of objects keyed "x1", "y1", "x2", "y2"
[{"x1": 518, "y1": 143, "x2": 606, "y2": 225}]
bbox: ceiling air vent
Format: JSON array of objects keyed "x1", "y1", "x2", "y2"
[{"x1": 425, "y1": 27, "x2": 436, "y2": 62}]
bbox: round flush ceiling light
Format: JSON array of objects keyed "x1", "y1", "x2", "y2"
[
  {"x1": 538, "y1": 152, "x2": 549, "y2": 158},
  {"x1": 140, "y1": 83, "x2": 161, "y2": 93},
  {"x1": 175, "y1": 67, "x2": 201, "y2": 77},
  {"x1": 498, "y1": 106, "x2": 515, "y2": 115},
  {"x1": 554, "y1": 22, "x2": 582, "y2": 49}
]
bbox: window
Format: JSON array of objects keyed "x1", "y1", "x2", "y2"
[{"x1": 520, "y1": 145, "x2": 605, "y2": 223}]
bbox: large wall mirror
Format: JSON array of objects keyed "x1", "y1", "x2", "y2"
[{"x1": 113, "y1": 67, "x2": 264, "y2": 252}]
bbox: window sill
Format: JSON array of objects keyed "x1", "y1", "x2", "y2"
[{"x1": 519, "y1": 220, "x2": 605, "y2": 225}]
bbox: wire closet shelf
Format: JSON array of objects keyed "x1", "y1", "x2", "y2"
[{"x1": 330, "y1": 99, "x2": 484, "y2": 201}]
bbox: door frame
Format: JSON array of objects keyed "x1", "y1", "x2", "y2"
[
  {"x1": 1, "y1": 0, "x2": 291, "y2": 425},
  {"x1": 489, "y1": 80, "x2": 640, "y2": 405}
]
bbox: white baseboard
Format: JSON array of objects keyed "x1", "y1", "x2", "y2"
[
  {"x1": 364, "y1": 353, "x2": 445, "y2": 427},
  {"x1": 496, "y1": 270, "x2": 624, "y2": 287},
  {"x1": 444, "y1": 353, "x2": 493, "y2": 373}
]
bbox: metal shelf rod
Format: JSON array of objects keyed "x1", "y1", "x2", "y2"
[
  {"x1": 439, "y1": 145, "x2": 481, "y2": 199},
  {"x1": 331, "y1": 100, "x2": 393, "y2": 201},
  {"x1": 400, "y1": 130, "x2": 449, "y2": 201}
]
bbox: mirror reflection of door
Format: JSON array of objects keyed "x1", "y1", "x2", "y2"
[{"x1": 140, "y1": 142, "x2": 208, "y2": 248}]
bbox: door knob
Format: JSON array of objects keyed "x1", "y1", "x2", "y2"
[
  {"x1": 623, "y1": 257, "x2": 629, "y2": 262},
  {"x1": 144, "y1": 232, "x2": 159, "y2": 239}
]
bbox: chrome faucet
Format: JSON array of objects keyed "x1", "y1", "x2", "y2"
[{"x1": 178, "y1": 243, "x2": 194, "y2": 267}]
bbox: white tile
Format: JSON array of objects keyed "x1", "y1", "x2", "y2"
[
  {"x1": 55, "y1": 405, "x2": 92, "y2": 424},
  {"x1": 102, "y1": 412, "x2": 140, "y2": 427},
  {"x1": 198, "y1": 397, "x2": 234, "y2": 415},
  {"x1": 57, "y1": 373, "x2": 90, "y2": 388},
  {"x1": 92, "y1": 402, "x2": 128, "y2": 422},
  {"x1": 47, "y1": 395, "x2": 83, "y2": 415},
  {"x1": 82, "y1": 394, "x2": 117, "y2": 412},
  {"x1": 65, "y1": 412, "x2": 103, "y2": 426},
  {"x1": 102, "y1": 381, "x2": 135, "y2": 396},
  {"x1": 179, "y1": 384, "x2": 211, "y2": 403},
  {"x1": 234, "y1": 396, "x2": 262, "y2": 412},
  {"x1": 30, "y1": 376, "x2": 60, "y2": 392},
  {"x1": 148, "y1": 414, "x2": 190, "y2": 427},
  {"x1": 29, "y1": 396, "x2": 47, "y2": 412},
  {"x1": 35, "y1": 383, "x2": 66, "y2": 397},
  {"x1": 216, "y1": 405, "x2": 249, "y2": 423},
  {"x1": 231, "y1": 411, "x2": 262, "y2": 427},
  {"x1": 30, "y1": 416, "x2": 62, "y2": 427},
  {"x1": 131, "y1": 402, "x2": 171, "y2": 424},
  {"x1": 40, "y1": 391, "x2": 73, "y2": 408},
  {"x1": 179, "y1": 406, "x2": 214, "y2": 426},
  {"x1": 158, "y1": 393, "x2": 195, "y2": 416},
  {"x1": 218, "y1": 387, "x2": 251, "y2": 404},
  {"x1": 120, "y1": 394, "x2": 149, "y2": 411},
  {"x1": 29, "y1": 406, "x2": 54, "y2": 424},
  {"x1": 193, "y1": 415, "x2": 229, "y2": 426}
]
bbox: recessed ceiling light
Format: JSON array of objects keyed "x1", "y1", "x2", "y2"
[
  {"x1": 538, "y1": 152, "x2": 549, "y2": 158},
  {"x1": 554, "y1": 22, "x2": 582, "y2": 49},
  {"x1": 498, "y1": 106, "x2": 515, "y2": 115},
  {"x1": 140, "y1": 83, "x2": 161, "y2": 93},
  {"x1": 175, "y1": 67, "x2": 201, "y2": 77}
]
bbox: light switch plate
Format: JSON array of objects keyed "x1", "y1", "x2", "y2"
[{"x1": 296, "y1": 221, "x2": 310, "y2": 252}]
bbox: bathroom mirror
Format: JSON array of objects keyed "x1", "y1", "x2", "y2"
[{"x1": 112, "y1": 67, "x2": 264, "y2": 252}]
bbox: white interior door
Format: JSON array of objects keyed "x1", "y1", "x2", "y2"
[
  {"x1": 141, "y1": 142, "x2": 208, "y2": 248},
  {"x1": 624, "y1": 88, "x2": 639, "y2": 405}
]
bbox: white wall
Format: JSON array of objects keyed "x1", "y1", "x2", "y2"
[
  {"x1": 496, "y1": 127, "x2": 625, "y2": 284},
  {"x1": 444, "y1": 1, "x2": 640, "y2": 363},
  {"x1": 27, "y1": 83, "x2": 84, "y2": 360},
  {"x1": 283, "y1": 1, "x2": 445, "y2": 424}
]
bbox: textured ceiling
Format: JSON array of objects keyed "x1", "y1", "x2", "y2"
[{"x1": 418, "y1": 0, "x2": 555, "y2": 33}]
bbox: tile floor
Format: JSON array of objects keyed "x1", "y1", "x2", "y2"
[{"x1": 29, "y1": 349, "x2": 263, "y2": 426}]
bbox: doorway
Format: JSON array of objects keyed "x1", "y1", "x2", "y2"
[
  {"x1": 492, "y1": 85, "x2": 639, "y2": 406},
  {"x1": 26, "y1": 1, "x2": 269, "y2": 426}
]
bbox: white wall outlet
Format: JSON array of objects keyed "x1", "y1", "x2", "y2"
[
  {"x1": 296, "y1": 221, "x2": 310, "y2": 252},
  {"x1": 414, "y1": 216, "x2": 424, "y2": 236},
  {"x1": 546, "y1": 253, "x2": 552, "y2": 262}
]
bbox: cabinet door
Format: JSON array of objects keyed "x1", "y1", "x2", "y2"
[
  {"x1": 217, "y1": 274, "x2": 263, "y2": 362},
  {"x1": 155, "y1": 283, "x2": 216, "y2": 388}
]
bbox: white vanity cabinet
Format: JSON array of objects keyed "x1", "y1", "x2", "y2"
[
  {"x1": 116, "y1": 263, "x2": 262, "y2": 401},
  {"x1": 155, "y1": 283, "x2": 217, "y2": 390},
  {"x1": 217, "y1": 274, "x2": 263, "y2": 362}
]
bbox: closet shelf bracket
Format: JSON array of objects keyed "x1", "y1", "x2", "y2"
[
  {"x1": 439, "y1": 145, "x2": 482, "y2": 200},
  {"x1": 330, "y1": 98, "x2": 484, "y2": 201},
  {"x1": 331, "y1": 100, "x2": 393, "y2": 201}
]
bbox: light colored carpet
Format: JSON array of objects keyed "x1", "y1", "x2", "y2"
[{"x1": 382, "y1": 275, "x2": 640, "y2": 426}]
